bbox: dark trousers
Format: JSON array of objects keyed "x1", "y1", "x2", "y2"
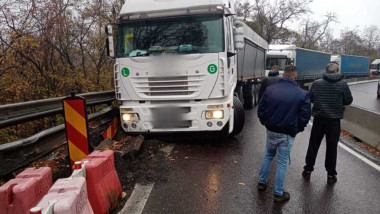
[{"x1": 304, "y1": 117, "x2": 341, "y2": 175}]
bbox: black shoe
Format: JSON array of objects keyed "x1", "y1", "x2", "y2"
[
  {"x1": 257, "y1": 183, "x2": 267, "y2": 191},
  {"x1": 327, "y1": 175, "x2": 337, "y2": 184},
  {"x1": 274, "y1": 192, "x2": 290, "y2": 202},
  {"x1": 302, "y1": 170, "x2": 311, "y2": 180}
]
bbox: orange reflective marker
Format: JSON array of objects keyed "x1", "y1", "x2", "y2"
[
  {"x1": 102, "y1": 117, "x2": 118, "y2": 140},
  {"x1": 63, "y1": 94, "x2": 92, "y2": 166}
]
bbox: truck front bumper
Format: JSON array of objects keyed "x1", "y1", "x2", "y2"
[{"x1": 119, "y1": 100, "x2": 233, "y2": 133}]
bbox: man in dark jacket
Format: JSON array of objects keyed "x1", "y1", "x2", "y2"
[
  {"x1": 258, "y1": 65, "x2": 282, "y2": 101},
  {"x1": 257, "y1": 65, "x2": 311, "y2": 202},
  {"x1": 303, "y1": 63, "x2": 353, "y2": 183}
]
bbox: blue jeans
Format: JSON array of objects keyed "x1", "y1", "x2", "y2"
[{"x1": 259, "y1": 130, "x2": 295, "y2": 196}]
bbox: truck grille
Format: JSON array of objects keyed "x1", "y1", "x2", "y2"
[{"x1": 132, "y1": 74, "x2": 205, "y2": 97}]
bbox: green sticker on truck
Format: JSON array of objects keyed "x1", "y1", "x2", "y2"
[
  {"x1": 121, "y1": 68, "x2": 130, "y2": 77},
  {"x1": 208, "y1": 64, "x2": 218, "y2": 74}
]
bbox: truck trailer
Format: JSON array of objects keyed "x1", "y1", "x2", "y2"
[
  {"x1": 266, "y1": 45, "x2": 331, "y2": 86},
  {"x1": 331, "y1": 55, "x2": 370, "y2": 77},
  {"x1": 106, "y1": 0, "x2": 268, "y2": 137}
]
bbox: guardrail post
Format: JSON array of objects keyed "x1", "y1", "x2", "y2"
[{"x1": 63, "y1": 93, "x2": 92, "y2": 167}]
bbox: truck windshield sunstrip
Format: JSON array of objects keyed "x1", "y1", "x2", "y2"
[{"x1": 117, "y1": 15, "x2": 224, "y2": 58}]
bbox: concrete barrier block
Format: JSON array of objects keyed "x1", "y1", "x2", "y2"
[{"x1": 342, "y1": 105, "x2": 380, "y2": 150}]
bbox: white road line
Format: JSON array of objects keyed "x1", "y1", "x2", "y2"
[
  {"x1": 119, "y1": 144, "x2": 174, "y2": 214},
  {"x1": 119, "y1": 183, "x2": 155, "y2": 214},
  {"x1": 308, "y1": 122, "x2": 380, "y2": 172},
  {"x1": 347, "y1": 79, "x2": 378, "y2": 86},
  {"x1": 338, "y1": 142, "x2": 380, "y2": 172},
  {"x1": 160, "y1": 144, "x2": 174, "y2": 157}
]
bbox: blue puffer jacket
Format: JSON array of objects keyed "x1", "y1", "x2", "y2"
[{"x1": 258, "y1": 78, "x2": 311, "y2": 137}]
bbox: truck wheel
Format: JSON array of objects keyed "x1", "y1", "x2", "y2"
[
  {"x1": 231, "y1": 96, "x2": 245, "y2": 136},
  {"x1": 243, "y1": 84, "x2": 254, "y2": 109},
  {"x1": 235, "y1": 85, "x2": 244, "y2": 103},
  {"x1": 253, "y1": 84, "x2": 259, "y2": 107}
]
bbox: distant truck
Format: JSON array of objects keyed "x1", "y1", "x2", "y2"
[
  {"x1": 106, "y1": 0, "x2": 268, "y2": 137},
  {"x1": 370, "y1": 59, "x2": 380, "y2": 75},
  {"x1": 330, "y1": 55, "x2": 370, "y2": 77},
  {"x1": 266, "y1": 45, "x2": 331, "y2": 86}
]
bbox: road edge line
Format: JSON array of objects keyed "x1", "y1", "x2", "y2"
[
  {"x1": 338, "y1": 142, "x2": 380, "y2": 172},
  {"x1": 347, "y1": 79, "x2": 378, "y2": 86},
  {"x1": 119, "y1": 183, "x2": 155, "y2": 214}
]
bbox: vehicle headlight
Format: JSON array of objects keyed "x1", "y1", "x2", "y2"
[
  {"x1": 122, "y1": 113, "x2": 138, "y2": 122},
  {"x1": 205, "y1": 110, "x2": 224, "y2": 120}
]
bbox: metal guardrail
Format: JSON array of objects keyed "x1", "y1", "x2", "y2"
[
  {"x1": 342, "y1": 105, "x2": 380, "y2": 151},
  {"x1": 0, "y1": 91, "x2": 115, "y2": 129},
  {"x1": 0, "y1": 107, "x2": 118, "y2": 176}
]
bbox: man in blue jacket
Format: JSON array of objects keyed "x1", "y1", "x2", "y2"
[{"x1": 257, "y1": 65, "x2": 311, "y2": 202}]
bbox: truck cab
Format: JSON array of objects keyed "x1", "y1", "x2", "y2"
[
  {"x1": 106, "y1": 0, "x2": 267, "y2": 136},
  {"x1": 265, "y1": 45, "x2": 296, "y2": 76},
  {"x1": 371, "y1": 59, "x2": 380, "y2": 76}
]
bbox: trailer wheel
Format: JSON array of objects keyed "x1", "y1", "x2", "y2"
[
  {"x1": 231, "y1": 96, "x2": 245, "y2": 136},
  {"x1": 243, "y1": 84, "x2": 254, "y2": 109}
]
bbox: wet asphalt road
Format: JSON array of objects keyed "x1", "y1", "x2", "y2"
[
  {"x1": 141, "y1": 108, "x2": 380, "y2": 214},
  {"x1": 349, "y1": 81, "x2": 380, "y2": 113}
]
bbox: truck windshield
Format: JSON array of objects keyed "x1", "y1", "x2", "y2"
[
  {"x1": 266, "y1": 57, "x2": 287, "y2": 70},
  {"x1": 370, "y1": 64, "x2": 379, "y2": 69},
  {"x1": 117, "y1": 15, "x2": 224, "y2": 58}
]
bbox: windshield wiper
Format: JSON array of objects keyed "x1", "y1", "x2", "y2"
[{"x1": 129, "y1": 49, "x2": 150, "y2": 57}]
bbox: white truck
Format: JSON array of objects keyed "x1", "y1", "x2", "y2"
[
  {"x1": 106, "y1": 0, "x2": 268, "y2": 137},
  {"x1": 370, "y1": 59, "x2": 380, "y2": 76}
]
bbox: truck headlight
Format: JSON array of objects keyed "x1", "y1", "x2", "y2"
[
  {"x1": 122, "y1": 113, "x2": 138, "y2": 122},
  {"x1": 205, "y1": 110, "x2": 224, "y2": 120}
]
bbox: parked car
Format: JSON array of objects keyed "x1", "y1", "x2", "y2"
[{"x1": 378, "y1": 79, "x2": 380, "y2": 99}]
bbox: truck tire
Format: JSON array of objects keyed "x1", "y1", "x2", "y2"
[
  {"x1": 253, "y1": 84, "x2": 259, "y2": 107},
  {"x1": 231, "y1": 96, "x2": 245, "y2": 136},
  {"x1": 243, "y1": 84, "x2": 254, "y2": 109},
  {"x1": 235, "y1": 85, "x2": 244, "y2": 103}
]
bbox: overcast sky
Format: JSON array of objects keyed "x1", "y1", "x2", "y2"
[{"x1": 286, "y1": 0, "x2": 380, "y2": 38}]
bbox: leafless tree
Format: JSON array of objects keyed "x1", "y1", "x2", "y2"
[
  {"x1": 298, "y1": 13, "x2": 338, "y2": 49},
  {"x1": 252, "y1": 0, "x2": 312, "y2": 44},
  {"x1": 234, "y1": 0, "x2": 253, "y2": 21},
  {"x1": 339, "y1": 28, "x2": 365, "y2": 55},
  {"x1": 362, "y1": 25, "x2": 380, "y2": 57}
]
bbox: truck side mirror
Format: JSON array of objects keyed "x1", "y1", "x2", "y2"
[
  {"x1": 106, "y1": 36, "x2": 115, "y2": 58},
  {"x1": 105, "y1": 24, "x2": 115, "y2": 58},
  {"x1": 105, "y1": 25, "x2": 113, "y2": 35},
  {"x1": 233, "y1": 26, "x2": 244, "y2": 51},
  {"x1": 233, "y1": 17, "x2": 245, "y2": 51}
]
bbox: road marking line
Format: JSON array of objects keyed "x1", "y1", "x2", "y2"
[
  {"x1": 308, "y1": 122, "x2": 380, "y2": 172},
  {"x1": 119, "y1": 145, "x2": 173, "y2": 214},
  {"x1": 160, "y1": 144, "x2": 174, "y2": 157},
  {"x1": 348, "y1": 79, "x2": 378, "y2": 86},
  {"x1": 119, "y1": 183, "x2": 155, "y2": 214},
  {"x1": 338, "y1": 143, "x2": 380, "y2": 172}
]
